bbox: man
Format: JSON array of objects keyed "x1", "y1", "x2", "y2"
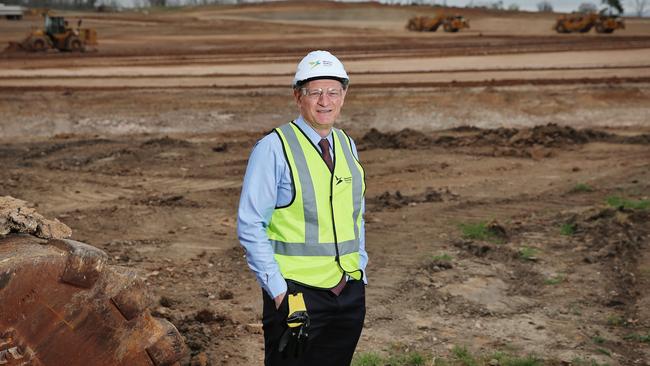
[{"x1": 237, "y1": 50, "x2": 368, "y2": 366}]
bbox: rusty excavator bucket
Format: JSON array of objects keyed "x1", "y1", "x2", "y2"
[
  {"x1": 0, "y1": 196, "x2": 188, "y2": 366},
  {"x1": 4, "y1": 33, "x2": 49, "y2": 53},
  {"x1": 4, "y1": 41, "x2": 24, "y2": 52},
  {"x1": 3, "y1": 38, "x2": 33, "y2": 53}
]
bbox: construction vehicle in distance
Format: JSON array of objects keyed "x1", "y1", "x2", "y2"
[
  {"x1": 9, "y1": 13, "x2": 97, "y2": 52},
  {"x1": 554, "y1": 11, "x2": 625, "y2": 33},
  {"x1": 407, "y1": 14, "x2": 470, "y2": 33},
  {"x1": 0, "y1": 3, "x2": 24, "y2": 20}
]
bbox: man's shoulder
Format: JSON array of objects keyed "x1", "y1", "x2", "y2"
[
  {"x1": 333, "y1": 126, "x2": 353, "y2": 138},
  {"x1": 333, "y1": 128, "x2": 360, "y2": 158},
  {"x1": 252, "y1": 128, "x2": 283, "y2": 152},
  {"x1": 257, "y1": 121, "x2": 299, "y2": 144},
  {"x1": 259, "y1": 130, "x2": 282, "y2": 143},
  {"x1": 333, "y1": 127, "x2": 357, "y2": 144}
]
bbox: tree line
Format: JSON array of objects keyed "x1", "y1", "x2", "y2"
[
  {"x1": 1, "y1": 0, "x2": 243, "y2": 10},
  {"x1": 1, "y1": 0, "x2": 647, "y2": 17}
]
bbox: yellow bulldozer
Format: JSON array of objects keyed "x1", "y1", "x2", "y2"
[
  {"x1": 554, "y1": 11, "x2": 625, "y2": 34},
  {"x1": 8, "y1": 14, "x2": 97, "y2": 52},
  {"x1": 407, "y1": 14, "x2": 470, "y2": 33}
]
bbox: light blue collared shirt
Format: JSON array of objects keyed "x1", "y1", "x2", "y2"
[{"x1": 237, "y1": 116, "x2": 367, "y2": 298}]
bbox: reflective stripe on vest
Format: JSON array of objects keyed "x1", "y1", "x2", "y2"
[
  {"x1": 267, "y1": 122, "x2": 365, "y2": 289},
  {"x1": 270, "y1": 239, "x2": 359, "y2": 256}
]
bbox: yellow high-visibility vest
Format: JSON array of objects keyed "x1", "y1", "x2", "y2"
[{"x1": 267, "y1": 122, "x2": 365, "y2": 289}]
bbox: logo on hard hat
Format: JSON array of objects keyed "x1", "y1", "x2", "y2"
[{"x1": 309, "y1": 60, "x2": 333, "y2": 69}]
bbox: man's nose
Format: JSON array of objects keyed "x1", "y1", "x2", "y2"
[{"x1": 317, "y1": 93, "x2": 332, "y2": 105}]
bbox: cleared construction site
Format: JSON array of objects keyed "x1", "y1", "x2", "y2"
[{"x1": 1, "y1": 1, "x2": 649, "y2": 365}]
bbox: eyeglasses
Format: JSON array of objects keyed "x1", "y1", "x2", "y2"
[{"x1": 300, "y1": 87, "x2": 343, "y2": 100}]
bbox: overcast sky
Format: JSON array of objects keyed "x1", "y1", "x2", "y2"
[
  {"x1": 437, "y1": 1, "x2": 597, "y2": 12},
  {"x1": 365, "y1": 0, "x2": 635, "y2": 13},
  {"x1": 109, "y1": 0, "x2": 642, "y2": 15}
]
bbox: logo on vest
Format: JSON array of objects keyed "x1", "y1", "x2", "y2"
[{"x1": 335, "y1": 175, "x2": 353, "y2": 185}]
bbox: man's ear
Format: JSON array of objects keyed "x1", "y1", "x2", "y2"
[
  {"x1": 293, "y1": 89, "x2": 302, "y2": 105},
  {"x1": 339, "y1": 87, "x2": 347, "y2": 107}
]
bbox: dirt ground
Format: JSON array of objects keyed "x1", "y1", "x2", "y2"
[{"x1": 1, "y1": 1, "x2": 649, "y2": 365}]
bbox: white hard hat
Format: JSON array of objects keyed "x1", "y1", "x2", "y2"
[{"x1": 292, "y1": 50, "x2": 349, "y2": 88}]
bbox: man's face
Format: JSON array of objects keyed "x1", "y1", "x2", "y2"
[{"x1": 294, "y1": 79, "x2": 347, "y2": 133}]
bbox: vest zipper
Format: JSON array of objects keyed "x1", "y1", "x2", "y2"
[
  {"x1": 329, "y1": 139, "x2": 346, "y2": 283},
  {"x1": 330, "y1": 169, "x2": 339, "y2": 262}
]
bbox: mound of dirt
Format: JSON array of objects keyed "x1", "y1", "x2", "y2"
[
  {"x1": 2, "y1": 42, "x2": 26, "y2": 53},
  {"x1": 570, "y1": 207, "x2": 650, "y2": 307},
  {"x1": 0, "y1": 196, "x2": 71, "y2": 239},
  {"x1": 368, "y1": 187, "x2": 458, "y2": 210},
  {"x1": 141, "y1": 136, "x2": 192, "y2": 148},
  {"x1": 360, "y1": 123, "x2": 647, "y2": 155},
  {"x1": 157, "y1": 292, "x2": 244, "y2": 365},
  {"x1": 617, "y1": 133, "x2": 650, "y2": 144},
  {"x1": 135, "y1": 194, "x2": 200, "y2": 208},
  {"x1": 359, "y1": 128, "x2": 432, "y2": 150},
  {"x1": 472, "y1": 124, "x2": 613, "y2": 147}
]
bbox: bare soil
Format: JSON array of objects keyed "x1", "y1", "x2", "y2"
[{"x1": 1, "y1": 2, "x2": 649, "y2": 365}]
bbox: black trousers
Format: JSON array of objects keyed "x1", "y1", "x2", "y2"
[{"x1": 262, "y1": 280, "x2": 366, "y2": 366}]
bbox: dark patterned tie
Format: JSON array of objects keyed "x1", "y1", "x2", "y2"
[
  {"x1": 318, "y1": 138, "x2": 333, "y2": 172},
  {"x1": 319, "y1": 138, "x2": 346, "y2": 295}
]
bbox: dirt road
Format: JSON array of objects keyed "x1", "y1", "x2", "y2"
[
  {"x1": 1, "y1": 2, "x2": 649, "y2": 365},
  {"x1": 2, "y1": 49, "x2": 650, "y2": 89}
]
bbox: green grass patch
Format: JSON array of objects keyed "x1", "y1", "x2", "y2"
[
  {"x1": 639, "y1": 267, "x2": 650, "y2": 279},
  {"x1": 560, "y1": 223, "x2": 576, "y2": 236},
  {"x1": 354, "y1": 347, "x2": 543, "y2": 366},
  {"x1": 352, "y1": 351, "x2": 427, "y2": 366},
  {"x1": 352, "y1": 352, "x2": 384, "y2": 366},
  {"x1": 448, "y1": 347, "x2": 541, "y2": 366},
  {"x1": 568, "y1": 303, "x2": 583, "y2": 316},
  {"x1": 606, "y1": 196, "x2": 650, "y2": 210},
  {"x1": 606, "y1": 315, "x2": 625, "y2": 327},
  {"x1": 495, "y1": 354, "x2": 541, "y2": 366},
  {"x1": 451, "y1": 345, "x2": 478, "y2": 366},
  {"x1": 544, "y1": 275, "x2": 565, "y2": 285},
  {"x1": 624, "y1": 332, "x2": 650, "y2": 343},
  {"x1": 458, "y1": 222, "x2": 504, "y2": 243},
  {"x1": 395, "y1": 352, "x2": 426, "y2": 366},
  {"x1": 571, "y1": 357, "x2": 610, "y2": 366},
  {"x1": 596, "y1": 348, "x2": 611, "y2": 357},
  {"x1": 432, "y1": 253, "x2": 453, "y2": 262},
  {"x1": 592, "y1": 335, "x2": 606, "y2": 344},
  {"x1": 571, "y1": 183, "x2": 594, "y2": 193},
  {"x1": 518, "y1": 246, "x2": 538, "y2": 261}
]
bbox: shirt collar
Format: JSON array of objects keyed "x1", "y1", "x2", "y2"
[{"x1": 295, "y1": 116, "x2": 332, "y2": 147}]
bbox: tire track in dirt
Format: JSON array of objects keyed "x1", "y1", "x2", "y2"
[
  {"x1": 4, "y1": 46, "x2": 650, "y2": 89},
  {"x1": 3, "y1": 65, "x2": 649, "y2": 80},
  {"x1": 2, "y1": 76, "x2": 650, "y2": 91},
  {"x1": 136, "y1": 176, "x2": 241, "y2": 195},
  {"x1": 3, "y1": 34, "x2": 650, "y2": 60}
]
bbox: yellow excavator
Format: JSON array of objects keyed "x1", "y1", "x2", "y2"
[
  {"x1": 8, "y1": 14, "x2": 97, "y2": 52},
  {"x1": 554, "y1": 11, "x2": 625, "y2": 34},
  {"x1": 406, "y1": 14, "x2": 470, "y2": 33}
]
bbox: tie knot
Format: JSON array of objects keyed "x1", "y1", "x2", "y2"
[{"x1": 318, "y1": 138, "x2": 330, "y2": 152}]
